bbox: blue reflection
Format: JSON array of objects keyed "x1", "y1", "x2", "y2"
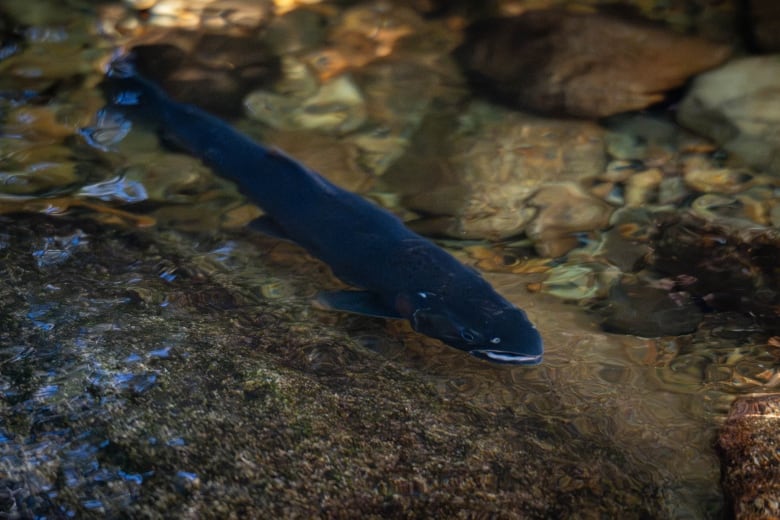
[
  {"x1": 117, "y1": 470, "x2": 144, "y2": 485},
  {"x1": 79, "y1": 108, "x2": 132, "y2": 151},
  {"x1": 78, "y1": 175, "x2": 149, "y2": 203}
]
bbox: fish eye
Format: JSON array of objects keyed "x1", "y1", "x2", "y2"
[
  {"x1": 460, "y1": 329, "x2": 480, "y2": 343},
  {"x1": 490, "y1": 337, "x2": 501, "y2": 344}
]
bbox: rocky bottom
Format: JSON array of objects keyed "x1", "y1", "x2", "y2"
[{"x1": 0, "y1": 214, "x2": 669, "y2": 518}]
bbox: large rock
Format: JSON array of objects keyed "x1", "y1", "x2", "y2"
[
  {"x1": 647, "y1": 212, "x2": 780, "y2": 333},
  {"x1": 456, "y1": 9, "x2": 732, "y2": 118},
  {"x1": 677, "y1": 56, "x2": 780, "y2": 175},
  {"x1": 718, "y1": 395, "x2": 780, "y2": 519},
  {"x1": 383, "y1": 101, "x2": 607, "y2": 242},
  {"x1": 0, "y1": 213, "x2": 676, "y2": 518}
]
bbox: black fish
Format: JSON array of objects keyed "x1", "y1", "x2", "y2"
[{"x1": 99, "y1": 62, "x2": 543, "y2": 365}]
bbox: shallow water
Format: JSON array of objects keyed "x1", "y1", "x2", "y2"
[
  {"x1": 383, "y1": 273, "x2": 728, "y2": 517},
  {"x1": 0, "y1": 0, "x2": 776, "y2": 517}
]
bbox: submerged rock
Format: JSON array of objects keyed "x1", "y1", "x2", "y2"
[
  {"x1": 0, "y1": 143, "x2": 82, "y2": 197},
  {"x1": 684, "y1": 164, "x2": 759, "y2": 195},
  {"x1": 604, "y1": 114, "x2": 678, "y2": 163},
  {"x1": 647, "y1": 212, "x2": 780, "y2": 333},
  {"x1": 677, "y1": 56, "x2": 780, "y2": 175},
  {"x1": 114, "y1": 0, "x2": 273, "y2": 32},
  {"x1": 263, "y1": 7, "x2": 328, "y2": 56},
  {"x1": 245, "y1": 2, "x2": 463, "y2": 177},
  {"x1": 541, "y1": 204, "x2": 780, "y2": 338},
  {"x1": 525, "y1": 183, "x2": 613, "y2": 257},
  {"x1": 303, "y1": 0, "x2": 428, "y2": 80},
  {"x1": 384, "y1": 101, "x2": 605, "y2": 241},
  {"x1": 245, "y1": 71, "x2": 367, "y2": 134},
  {"x1": 0, "y1": 213, "x2": 673, "y2": 518},
  {"x1": 348, "y1": 57, "x2": 456, "y2": 175},
  {"x1": 456, "y1": 9, "x2": 731, "y2": 118},
  {"x1": 597, "y1": 207, "x2": 657, "y2": 272},
  {"x1": 261, "y1": 129, "x2": 371, "y2": 192},
  {"x1": 596, "y1": 274, "x2": 703, "y2": 337},
  {"x1": 718, "y1": 394, "x2": 780, "y2": 519},
  {"x1": 128, "y1": 32, "x2": 280, "y2": 117}
]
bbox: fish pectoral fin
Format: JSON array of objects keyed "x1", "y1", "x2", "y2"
[
  {"x1": 248, "y1": 216, "x2": 293, "y2": 241},
  {"x1": 314, "y1": 291, "x2": 401, "y2": 319}
]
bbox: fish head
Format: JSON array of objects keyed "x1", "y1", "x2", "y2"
[
  {"x1": 402, "y1": 292, "x2": 543, "y2": 366},
  {"x1": 464, "y1": 306, "x2": 544, "y2": 365}
]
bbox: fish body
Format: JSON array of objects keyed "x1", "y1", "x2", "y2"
[{"x1": 101, "y1": 64, "x2": 543, "y2": 365}]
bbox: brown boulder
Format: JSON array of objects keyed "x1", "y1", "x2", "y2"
[
  {"x1": 129, "y1": 32, "x2": 280, "y2": 117},
  {"x1": 456, "y1": 9, "x2": 732, "y2": 118},
  {"x1": 383, "y1": 101, "x2": 606, "y2": 241}
]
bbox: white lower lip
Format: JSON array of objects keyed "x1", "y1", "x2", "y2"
[{"x1": 475, "y1": 351, "x2": 542, "y2": 364}]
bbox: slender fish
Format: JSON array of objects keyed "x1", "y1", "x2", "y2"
[{"x1": 100, "y1": 62, "x2": 543, "y2": 365}]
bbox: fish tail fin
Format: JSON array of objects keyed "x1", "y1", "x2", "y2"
[
  {"x1": 100, "y1": 55, "x2": 167, "y2": 120},
  {"x1": 84, "y1": 55, "x2": 171, "y2": 149}
]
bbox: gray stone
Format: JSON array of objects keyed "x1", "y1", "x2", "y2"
[{"x1": 677, "y1": 56, "x2": 780, "y2": 175}]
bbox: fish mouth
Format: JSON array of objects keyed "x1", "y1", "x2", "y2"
[{"x1": 470, "y1": 350, "x2": 543, "y2": 365}]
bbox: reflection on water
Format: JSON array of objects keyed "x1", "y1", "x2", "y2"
[{"x1": 0, "y1": 0, "x2": 776, "y2": 517}]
